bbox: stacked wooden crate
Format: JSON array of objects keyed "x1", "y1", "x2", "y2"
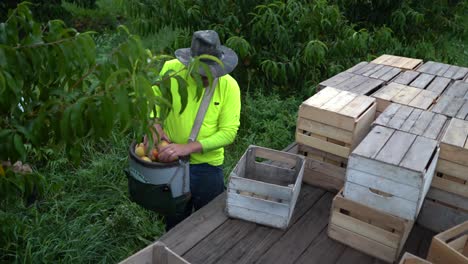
[
  {"x1": 418, "y1": 119, "x2": 468, "y2": 232},
  {"x1": 328, "y1": 123, "x2": 439, "y2": 262},
  {"x1": 296, "y1": 87, "x2": 376, "y2": 191}
]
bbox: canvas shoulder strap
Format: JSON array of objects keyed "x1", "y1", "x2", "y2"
[{"x1": 188, "y1": 78, "x2": 219, "y2": 143}]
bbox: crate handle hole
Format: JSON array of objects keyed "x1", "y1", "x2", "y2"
[{"x1": 369, "y1": 188, "x2": 393, "y2": 198}]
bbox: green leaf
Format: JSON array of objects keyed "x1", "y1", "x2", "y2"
[
  {"x1": 174, "y1": 75, "x2": 188, "y2": 114},
  {"x1": 13, "y1": 134, "x2": 26, "y2": 161}
]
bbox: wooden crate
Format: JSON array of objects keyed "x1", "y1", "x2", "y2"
[
  {"x1": 393, "y1": 71, "x2": 451, "y2": 96},
  {"x1": 399, "y1": 252, "x2": 432, "y2": 264},
  {"x1": 344, "y1": 126, "x2": 439, "y2": 220},
  {"x1": 296, "y1": 87, "x2": 376, "y2": 159},
  {"x1": 374, "y1": 103, "x2": 449, "y2": 141},
  {"x1": 372, "y1": 82, "x2": 438, "y2": 114},
  {"x1": 226, "y1": 145, "x2": 305, "y2": 229},
  {"x1": 418, "y1": 61, "x2": 468, "y2": 80},
  {"x1": 417, "y1": 190, "x2": 468, "y2": 233},
  {"x1": 119, "y1": 241, "x2": 190, "y2": 264},
  {"x1": 297, "y1": 144, "x2": 346, "y2": 192},
  {"x1": 328, "y1": 190, "x2": 414, "y2": 263},
  {"x1": 372, "y1": 54, "x2": 423, "y2": 70},
  {"x1": 427, "y1": 221, "x2": 468, "y2": 264}
]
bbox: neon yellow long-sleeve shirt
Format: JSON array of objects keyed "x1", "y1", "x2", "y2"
[{"x1": 153, "y1": 59, "x2": 241, "y2": 166}]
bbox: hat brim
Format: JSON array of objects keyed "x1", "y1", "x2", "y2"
[{"x1": 175, "y1": 46, "x2": 238, "y2": 77}]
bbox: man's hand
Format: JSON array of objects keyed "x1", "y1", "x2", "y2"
[{"x1": 158, "y1": 142, "x2": 203, "y2": 162}]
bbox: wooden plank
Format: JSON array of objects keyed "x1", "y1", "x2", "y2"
[
  {"x1": 228, "y1": 176, "x2": 293, "y2": 202},
  {"x1": 334, "y1": 247, "x2": 378, "y2": 264},
  {"x1": 394, "y1": 71, "x2": 421, "y2": 85},
  {"x1": 400, "y1": 58, "x2": 423, "y2": 70},
  {"x1": 216, "y1": 186, "x2": 326, "y2": 264},
  {"x1": 422, "y1": 114, "x2": 448, "y2": 140},
  {"x1": 431, "y1": 176, "x2": 468, "y2": 198},
  {"x1": 331, "y1": 211, "x2": 401, "y2": 248},
  {"x1": 319, "y1": 72, "x2": 355, "y2": 88},
  {"x1": 417, "y1": 61, "x2": 436, "y2": 73},
  {"x1": 182, "y1": 218, "x2": 257, "y2": 264},
  {"x1": 338, "y1": 95, "x2": 375, "y2": 119},
  {"x1": 355, "y1": 63, "x2": 380, "y2": 75},
  {"x1": 427, "y1": 226, "x2": 468, "y2": 264},
  {"x1": 380, "y1": 67, "x2": 402, "y2": 82},
  {"x1": 444, "y1": 97, "x2": 466, "y2": 116},
  {"x1": 159, "y1": 193, "x2": 228, "y2": 255},
  {"x1": 302, "y1": 87, "x2": 341, "y2": 108},
  {"x1": 253, "y1": 146, "x2": 300, "y2": 167},
  {"x1": 363, "y1": 64, "x2": 385, "y2": 77},
  {"x1": 426, "y1": 187, "x2": 468, "y2": 211},
  {"x1": 437, "y1": 159, "x2": 468, "y2": 181},
  {"x1": 400, "y1": 108, "x2": 423, "y2": 132},
  {"x1": 294, "y1": 228, "x2": 346, "y2": 264},
  {"x1": 431, "y1": 95, "x2": 452, "y2": 114},
  {"x1": 296, "y1": 133, "x2": 350, "y2": 158},
  {"x1": 255, "y1": 193, "x2": 334, "y2": 264},
  {"x1": 334, "y1": 74, "x2": 369, "y2": 91},
  {"x1": 369, "y1": 65, "x2": 392, "y2": 78},
  {"x1": 410, "y1": 73, "x2": 435, "y2": 89},
  {"x1": 374, "y1": 103, "x2": 401, "y2": 127},
  {"x1": 320, "y1": 91, "x2": 357, "y2": 113},
  {"x1": 387, "y1": 105, "x2": 415, "y2": 129},
  {"x1": 456, "y1": 101, "x2": 468, "y2": 120},
  {"x1": 426, "y1": 76, "x2": 451, "y2": 95},
  {"x1": 375, "y1": 130, "x2": 416, "y2": 166},
  {"x1": 328, "y1": 223, "x2": 397, "y2": 263},
  {"x1": 408, "y1": 90, "x2": 437, "y2": 110},
  {"x1": 344, "y1": 182, "x2": 418, "y2": 220},
  {"x1": 409, "y1": 111, "x2": 434, "y2": 136},
  {"x1": 352, "y1": 126, "x2": 394, "y2": 158},
  {"x1": 442, "y1": 65, "x2": 460, "y2": 78},
  {"x1": 227, "y1": 192, "x2": 290, "y2": 218},
  {"x1": 372, "y1": 54, "x2": 393, "y2": 65},
  {"x1": 400, "y1": 136, "x2": 438, "y2": 172},
  {"x1": 452, "y1": 67, "x2": 468, "y2": 80},
  {"x1": 302, "y1": 157, "x2": 346, "y2": 192},
  {"x1": 393, "y1": 86, "x2": 423, "y2": 106},
  {"x1": 441, "y1": 118, "x2": 468, "y2": 147},
  {"x1": 351, "y1": 103, "x2": 377, "y2": 149},
  {"x1": 444, "y1": 81, "x2": 468, "y2": 98},
  {"x1": 297, "y1": 118, "x2": 353, "y2": 143},
  {"x1": 346, "y1": 168, "x2": 420, "y2": 202},
  {"x1": 399, "y1": 252, "x2": 432, "y2": 264},
  {"x1": 346, "y1": 61, "x2": 368, "y2": 73},
  {"x1": 226, "y1": 204, "x2": 288, "y2": 229},
  {"x1": 349, "y1": 77, "x2": 383, "y2": 95},
  {"x1": 348, "y1": 155, "x2": 422, "y2": 188}
]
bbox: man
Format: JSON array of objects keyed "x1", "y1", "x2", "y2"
[{"x1": 151, "y1": 30, "x2": 241, "y2": 230}]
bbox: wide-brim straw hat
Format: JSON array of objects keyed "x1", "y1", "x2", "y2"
[{"x1": 175, "y1": 30, "x2": 238, "y2": 77}]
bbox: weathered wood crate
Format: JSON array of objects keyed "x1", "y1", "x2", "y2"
[
  {"x1": 399, "y1": 252, "x2": 432, "y2": 264},
  {"x1": 296, "y1": 87, "x2": 376, "y2": 159},
  {"x1": 119, "y1": 241, "x2": 190, "y2": 264},
  {"x1": 372, "y1": 82, "x2": 438, "y2": 114},
  {"x1": 431, "y1": 95, "x2": 468, "y2": 120},
  {"x1": 418, "y1": 118, "x2": 468, "y2": 232},
  {"x1": 297, "y1": 144, "x2": 346, "y2": 192},
  {"x1": 344, "y1": 126, "x2": 439, "y2": 220},
  {"x1": 418, "y1": 61, "x2": 468, "y2": 80},
  {"x1": 427, "y1": 221, "x2": 468, "y2": 264},
  {"x1": 372, "y1": 54, "x2": 423, "y2": 70},
  {"x1": 226, "y1": 145, "x2": 305, "y2": 229},
  {"x1": 374, "y1": 103, "x2": 449, "y2": 141},
  {"x1": 328, "y1": 190, "x2": 414, "y2": 263}
]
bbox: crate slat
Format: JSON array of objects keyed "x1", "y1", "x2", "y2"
[
  {"x1": 399, "y1": 252, "x2": 432, "y2": 264},
  {"x1": 427, "y1": 221, "x2": 468, "y2": 264}
]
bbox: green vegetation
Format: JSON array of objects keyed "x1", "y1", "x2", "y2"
[{"x1": 1, "y1": 0, "x2": 467, "y2": 263}]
